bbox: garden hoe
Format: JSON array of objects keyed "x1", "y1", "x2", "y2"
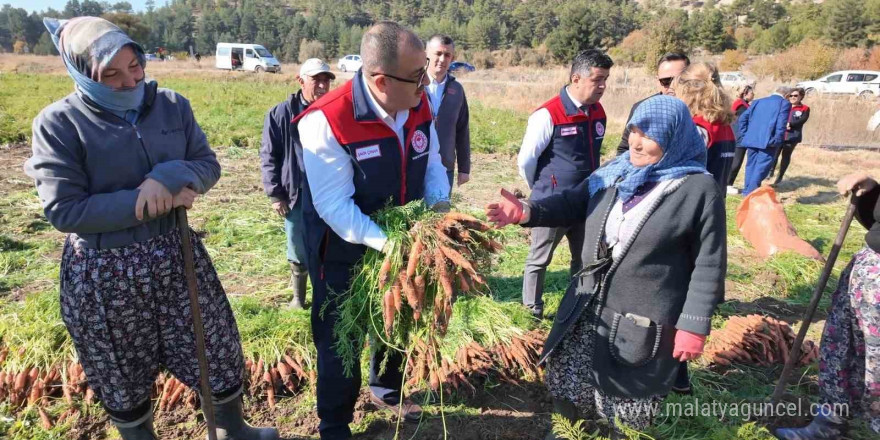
[
  {"x1": 176, "y1": 207, "x2": 219, "y2": 440},
  {"x1": 770, "y1": 194, "x2": 859, "y2": 405}
]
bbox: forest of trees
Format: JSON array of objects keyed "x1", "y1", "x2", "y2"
[{"x1": 0, "y1": 0, "x2": 878, "y2": 66}]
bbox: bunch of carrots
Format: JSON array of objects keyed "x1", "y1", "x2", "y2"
[{"x1": 332, "y1": 202, "x2": 504, "y2": 389}]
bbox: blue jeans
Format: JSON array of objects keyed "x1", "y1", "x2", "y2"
[
  {"x1": 284, "y1": 202, "x2": 308, "y2": 265},
  {"x1": 743, "y1": 145, "x2": 777, "y2": 196}
]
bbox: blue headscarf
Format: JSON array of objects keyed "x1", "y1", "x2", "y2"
[
  {"x1": 587, "y1": 95, "x2": 708, "y2": 201},
  {"x1": 44, "y1": 17, "x2": 147, "y2": 113}
]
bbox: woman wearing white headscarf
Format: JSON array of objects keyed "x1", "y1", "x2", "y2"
[{"x1": 24, "y1": 17, "x2": 278, "y2": 440}]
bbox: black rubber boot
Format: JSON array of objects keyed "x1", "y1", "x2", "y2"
[
  {"x1": 545, "y1": 398, "x2": 583, "y2": 440},
  {"x1": 774, "y1": 413, "x2": 847, "y2": 440},
  {"x1": 212, "y1": 389, "x2": 280, "y2": 440},
  {"x1": 111, "y1": 411, "x2": 158, "y2": 440},
  {"x1": 288, "y1": 262, "x2": 307, "y2": 309}
]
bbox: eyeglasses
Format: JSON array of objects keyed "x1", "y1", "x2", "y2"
[
  {"x1": 658, "y1": 77, "x2": 674, "y2": 87},
  {"x1": 370, "y1": 59, "x2": 429, "y2": 85}
]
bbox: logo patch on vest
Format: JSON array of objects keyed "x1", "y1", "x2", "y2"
[
  {"x1": 412, "y1": 130, "x2": 428, "y2": 153},
  {"x1": 560, "y1": 126, "x2": 578, "y2": 137},
  {"x1": 355, "y1": 145, "x2": 382, "y2": 161},
  {"x1": 595, "y1": 121, "x2": 605, "y2": 137}
]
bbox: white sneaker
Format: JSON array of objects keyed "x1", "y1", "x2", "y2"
[{"x1": 726, "y1": 186, "x2": 740, "y2": 195}]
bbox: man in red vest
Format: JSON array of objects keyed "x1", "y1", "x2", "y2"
[
  {"x1": 294, "y1": 21, "x2": 450, "y2": 440},
  {"x1": 516, "y1": 49, "x2": 612, "y2": 320}
]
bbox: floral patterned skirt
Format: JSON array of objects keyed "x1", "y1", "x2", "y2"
[
  {"x1": 818, "y1": 246, "x2": 880, "y2": 434},
  {"x1": 60, "y1": 229, "x2": 244, "y2": 412},
  {"x1": 545, "y1": 308, "x2": 663, "y2": 433}
]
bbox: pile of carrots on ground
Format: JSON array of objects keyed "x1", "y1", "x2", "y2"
[
  {"x1": 705, "y1": 314, "x2": 819, "y2": 368},
  {"x1": 406, "y1": 330, "x2": 545, "y2": 394}
]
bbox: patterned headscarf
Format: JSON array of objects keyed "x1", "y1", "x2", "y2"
[
  {"x1": 44, "y1": 17, "x2": 147, "y2": 112},
  {"x1": 588, "y1": 95, "x2": 708, "y2": 201}
]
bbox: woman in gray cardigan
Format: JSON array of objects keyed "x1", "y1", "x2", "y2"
[
  {"x1": 487, "y1": 96, "x2": 726, "y2": 437},
  {"x1": 25, "y1": 17, "x2": 277, "y2": 440}
]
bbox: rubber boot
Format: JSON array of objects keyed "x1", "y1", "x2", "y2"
[
  {"x1": 545, "y1": 398, "x2": 582, "y2": 440},
  {"x1": 112, "y1": 411, "x2": 158, "y2": 440},
  {"x1": 211, "y1": 389, "x2": 280, "y2": 440},
  {"x1": 288, "y1": 262, "x2": 307, "y2": 309},
  {"x1": 774, "y1": 413, "x2": 847, "y2": 440}
]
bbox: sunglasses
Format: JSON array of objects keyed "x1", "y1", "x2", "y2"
[
  {"x1": 658, "y1": 77, "x2": 674, "y2": 87},
  {"x1": 789, "y1": 94, "x2": 801, "y2": 98},
  {"x1": 370, "y1": 59, "x2": 429, "y2": 85}
]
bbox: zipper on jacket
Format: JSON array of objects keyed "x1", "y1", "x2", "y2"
[{"x1": 398, "y1": 133, "x2": 408, "y2": 204}]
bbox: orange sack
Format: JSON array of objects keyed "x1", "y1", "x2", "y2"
[{"x1": 735, "y1": 186, "x2": 823, "y2": 260}]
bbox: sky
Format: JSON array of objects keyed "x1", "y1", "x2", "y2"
[{"x1": 3, "y1": 0, "x2": 155, "y2": 14}]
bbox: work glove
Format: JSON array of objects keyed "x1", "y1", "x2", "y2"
[{"x1": 673, "y1": 329, "x2": 707, "y2": 362}]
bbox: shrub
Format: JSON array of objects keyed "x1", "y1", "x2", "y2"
[
  {"x1": 519, "y1": 47, "x2": 549, "y2": 68},
  {"x1": 611, "y1": 29, "x2": 648, "y2": 66},
  {"x1": 720, "y1": 49, "x2": 748, "y2": 71},
  {"x1": 298, "y1": 40, "x2": 325, "y2": 63},
  {"x1": 13, "y1": 40, "x2": 27, "y2": 55},
  {"x1": 834, "y1": 47, "x2": 870, "y2": 70},
  {"x1": 469, "y1": 50, "x2": 495, "y2": 69},
  {"x1": 735, "y1": 27, "x2": 758, "y2": 50},
  {"x1": 494, "y1": 47, "x2": 523, "y2": 68},
  {"x1": 868, "y1": 47, "x2": 880, "y2": 70},
  {"x1": 750, "y1": 40, "x2": 838, "y2": 81}
]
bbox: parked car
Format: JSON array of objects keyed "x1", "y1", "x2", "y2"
[
  {"x1": 215, "y1": 43, "x2": 281, "y2": 73},
  {"x1": 796, "y1": 70, "x2": 880, "y2": 98},
  {"x1": 719, "y1": 71, "x2": 751, "y2": 89},
  {"x1": 449, "y1": 61, "x2": 475, "y2": 73},
  {"x1": 337, "y1": 55, "x2": 362, "y2": 73},
  {"x1": 144, "y1": 53, "x2": 159, "y2": 61}
]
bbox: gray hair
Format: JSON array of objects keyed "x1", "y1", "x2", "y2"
[
  {"x1": 776, "y1": 85, "x2": 792, "y2": 95},
  {"x1": 361, "y1": 21, "x2": 423, "y2": 73}
]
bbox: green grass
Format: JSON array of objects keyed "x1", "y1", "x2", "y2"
[{"x1": 1, "y1": 71, "x2": 877, "y2": 439}]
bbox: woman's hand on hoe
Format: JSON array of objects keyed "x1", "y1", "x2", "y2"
[{"x1": 836, "y1": 173, "x2": 877, "y2": 197}]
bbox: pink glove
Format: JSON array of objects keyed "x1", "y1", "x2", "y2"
[
  {"x1": 673, "y1": 329, "x2": 707, "y2": 362},
  {"x1": 485, "y1": 189, "x2": 524, "y2": 228}
]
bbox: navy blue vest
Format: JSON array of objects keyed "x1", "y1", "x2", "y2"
[
  {"x1": 295, "y1": 71, "x2": 433, "y2": 270},
  {"x1": 531, "y1": 88, "x2": 607, "y2": 200}
]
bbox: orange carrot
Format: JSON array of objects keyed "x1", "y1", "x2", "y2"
[
  {"x1": 167, "y1": 383, "x2": 185, "y2": 409},
  {"x1": 398, "y1": 273, "x2": 417, "y2": 311},
  {"x1": 406, "y1": 240, "x2": 423, "y2": 279},
  {"x1": 264, "y1": 371, "x2": 276, "y2": 409},
  {"x1": 458, "y1": 271, "x2": 471, "y2": 292},
  {"x1": 38, "y1": 407, "x2": 52, "y2": 429},
  {"x1": 443, "y1": 212, "x2": 491, "y2": 231},
  {"x1": 383, "y1": 289, "x2": 395, "y2": 337},
  {"x1": 434, "y1": 248, "x2": 454, "y2": 302},
  {"x1": 378, "y1": 255, "x2": 393, "y2": 290}
]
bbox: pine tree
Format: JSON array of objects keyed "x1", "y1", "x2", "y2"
[{"x1": 826, "y1": 0, "x2": 868, "y2": 47}]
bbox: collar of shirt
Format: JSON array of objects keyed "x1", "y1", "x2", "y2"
[
  {"x1": 565, "y1": 86, "x2": 587, "y2": 115},
  {"x1": 429, "y1": 73, "x2": 448, "y2": 87},
  {"x1": 360, "y1": 71, "x2": 409, "y2": 140}
]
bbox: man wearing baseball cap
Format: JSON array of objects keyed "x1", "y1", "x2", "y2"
[{"x1": 259, "y1": 58, "x2": 335, "y2": 309}]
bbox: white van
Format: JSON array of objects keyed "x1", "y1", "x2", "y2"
[{"x1": 215, "y1": 43, "x2": 281, "y2": 73}]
